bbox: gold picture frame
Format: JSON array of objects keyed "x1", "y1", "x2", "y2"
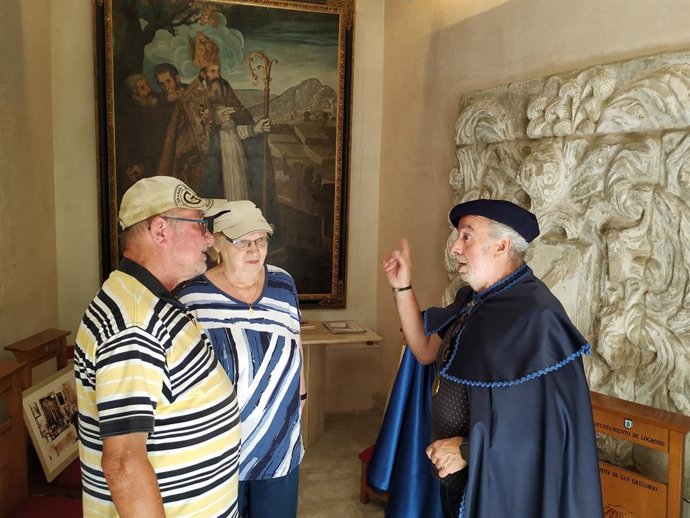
[
  {"x1": 93, "y1": 0, "x2": 354, "y2": 307},
  {"x1": 22, "y1": 365, "x2": 79, "y2": 482}
]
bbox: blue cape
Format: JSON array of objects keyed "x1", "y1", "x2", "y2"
[
  {"x1": 367, "y1": 346, "x2": 444, "y2": 518},
  {"x1": 370, "y1": 265, "x2": 603, "y2": 518}
]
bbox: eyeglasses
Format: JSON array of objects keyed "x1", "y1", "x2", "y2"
[
  {"x1": 225, "y1": 235, "x2": 270, "y2": 250},
  {"x1": 163, "y1": 216, "x2": 208, "y2": 233}
]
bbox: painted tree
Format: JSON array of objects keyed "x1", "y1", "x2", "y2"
[{"x1": 113, "y1": 0, "x2": 220, "y2": 93}]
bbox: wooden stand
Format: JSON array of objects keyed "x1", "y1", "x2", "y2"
[
  {"x1": 300, "y1": 320, "x2": 382, "y2": 448},
  {"x1": 591, "y1": 391, "x2": 690, "y2": 518}
]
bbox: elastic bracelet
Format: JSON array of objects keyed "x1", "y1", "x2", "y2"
[
  {"x1": 300, "y1": 393, "x2": 308, "y2": 401},
  {"x1": 392, "y1": 285, "x2": 412, "y2": 293}
]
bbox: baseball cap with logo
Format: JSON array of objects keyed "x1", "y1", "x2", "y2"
[
  {"x1": 208, "y1": 200, "x2": 274, "y2": 239},
  {"x1": 118, "y1": 176, "x2": 219, "y2": 230}
]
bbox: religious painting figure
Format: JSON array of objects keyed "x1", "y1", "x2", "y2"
[
  {"x1": 154, "y1": 62, "x2": 189, "y2": 119},
  {"x1": 116, "y1": 73, "x2": 169, "y2": 199},
  {"x1": 157, "y1": 32, "x2": 271, "y2": 201},
  {"x1": 104, "y1": 1, "x2": 350, "y2": 305}
]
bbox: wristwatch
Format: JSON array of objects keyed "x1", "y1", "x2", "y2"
[{"x1": 459, "y1": 439, "x2": 470, "y2": 461}]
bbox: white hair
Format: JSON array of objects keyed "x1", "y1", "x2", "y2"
[{"x1": 487, "y1": 220, "x2": 529, "y2": 264}]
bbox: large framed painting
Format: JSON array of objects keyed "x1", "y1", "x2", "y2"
[
  {"x1": 22, "y1": 365, "x2": 79, "y2": 482},
  {"x1": 94, "y1": 0, "x2": 354, "y2": 307}
]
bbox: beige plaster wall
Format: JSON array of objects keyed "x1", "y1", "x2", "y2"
[
  {"x1": 377, "y1": 0, "x2": 690, "y2": 390},
  {"x1": 53, "y1": 0, "x2": 100, "y2": 345},
  {"x1": 0, "y1": 0, "x2": 58, "y2": 357},
  {"x1": 314, "y1": 0, "x2": 385, "y2": 413}
]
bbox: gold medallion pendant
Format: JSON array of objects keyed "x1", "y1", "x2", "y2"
[{"x1": 432, "y1": 375, "x2": 441, "y2": 396}]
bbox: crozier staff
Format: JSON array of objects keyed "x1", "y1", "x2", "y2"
[{"x1": 382, "y1": 199, "x2": 603, "y2": 518}]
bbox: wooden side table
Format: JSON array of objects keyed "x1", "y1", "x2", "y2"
[{"x1": 300, "y1": 320, "x2": 382, "y2": 448}]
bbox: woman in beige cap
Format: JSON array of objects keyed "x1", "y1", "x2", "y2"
[{"x1": 177, "y1": 200, "x2": 305, "y2": 518}]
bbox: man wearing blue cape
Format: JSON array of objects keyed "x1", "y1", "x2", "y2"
[{"x1": 380, "y1": 199, "x2": 603, "y2": 518}]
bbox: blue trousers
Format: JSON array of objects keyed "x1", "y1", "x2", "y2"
[{"x1": 238, "y1": 467, "x2": 300, "y2": 518}]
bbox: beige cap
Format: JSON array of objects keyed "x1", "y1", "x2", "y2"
[
  {"x1": 209, "y1": 200, "x2": 273, "y2": 239},
  {"x1": 118, "y1": 176, "x2": 218, "y2": 230}
]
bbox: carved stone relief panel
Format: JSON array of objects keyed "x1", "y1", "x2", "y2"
[{"x1": 449, "y1": 49, "x2": 690, "y2": 493}]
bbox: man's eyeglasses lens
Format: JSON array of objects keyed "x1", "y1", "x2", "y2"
[
  {"x1": 230, "y1": 237, "x2": 270, "y2": 249},
  {"x1": 163, "y1": 216, "x2": 208, "y2": 233}
]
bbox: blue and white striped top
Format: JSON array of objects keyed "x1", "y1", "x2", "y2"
[{"x1": 178, "y1": 265, "x2": 304, "y2": 480}]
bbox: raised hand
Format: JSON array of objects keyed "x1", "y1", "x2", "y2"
[
  {"x1": 215, "y1": 106, "x2": 237, "y2": 126},
  {"x1": 382, "y1": 238, "x2": 412, "y2": 289}
]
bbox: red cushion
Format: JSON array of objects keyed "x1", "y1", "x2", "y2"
[
  {"x1": 358, "y1": 443, "x2": 375, "y2": 462},
  {"x1": 13, "y1": 496, "x2": 82, "y2": 518}
]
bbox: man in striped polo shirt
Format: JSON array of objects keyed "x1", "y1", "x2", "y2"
[{"x1": 74, "y1": 177, "x2": 240, "y2": 517}]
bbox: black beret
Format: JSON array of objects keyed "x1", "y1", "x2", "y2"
[{"x1": 449, "y1": 199, "x2": 540, "y2": 243}]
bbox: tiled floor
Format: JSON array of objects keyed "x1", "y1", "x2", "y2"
[{"x1": 298, "y1": 411, "x2": 387, "y2": 518}]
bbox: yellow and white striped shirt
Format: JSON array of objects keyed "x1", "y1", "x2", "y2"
[{"x1": 74, "y1": 259, "x2": 240, "y2": 517}]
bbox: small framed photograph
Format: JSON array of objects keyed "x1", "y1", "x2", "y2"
[
  {"x1": 22, "y1": 364, "x2": 79, "y2": 482},
  {"x1": 323, "y1": 320, "x2": 364, "y2": 334}
]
